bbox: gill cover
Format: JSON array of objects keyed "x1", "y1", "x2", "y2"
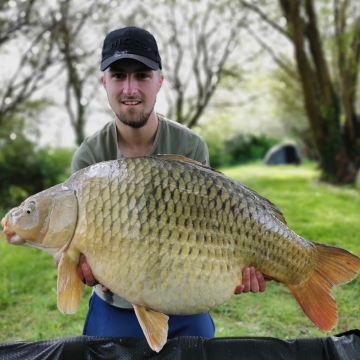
[
  {"x1": 7, "y1": 188, "x2": 77, "y2": 252},
  {"x1": 42, "y1": 190, "x2": 78, "y2": 249}
]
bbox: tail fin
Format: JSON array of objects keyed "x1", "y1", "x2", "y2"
[{"x1": 288, "y1": 242, "x2": 360, "y2": 332}]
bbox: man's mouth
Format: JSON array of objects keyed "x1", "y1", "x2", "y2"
[{"x1": 122, "y1": 100, "x2": 141, "y2": 105}]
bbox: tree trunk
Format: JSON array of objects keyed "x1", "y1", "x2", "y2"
[{"x1": 280, "y1": 0, "x2": 358, "y2": 184}]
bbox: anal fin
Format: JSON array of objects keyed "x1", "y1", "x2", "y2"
[
  {"x1": 133, "y1": 304, "x2": 169, "y2": 352},
  {"x1": 57, "y1": 250, "x2": 84, "y2": 314}
]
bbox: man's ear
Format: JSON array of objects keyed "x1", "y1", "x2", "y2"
[
  {"x1": 100, "y1": 74, "x2": 106, "y2": 89},
  {"x1": 157, "y1": 72, "x2": 164, "y2": 92}
]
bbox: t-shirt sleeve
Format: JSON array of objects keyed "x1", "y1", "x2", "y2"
[
  {"x1": 71, "y1": 143, "x2": 96, "y2": 174},
  {"x1": 194, "y1": 137, "x2": 210, "y2": 166}
]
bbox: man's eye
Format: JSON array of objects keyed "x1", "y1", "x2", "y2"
[
  {"x1": 113, "y1": 73, "x2": 125, "y2": 79},
  {"x1": 137, "y1": 73, "x2": 149, "y2": 79}
]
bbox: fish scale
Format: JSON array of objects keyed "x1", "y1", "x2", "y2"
[{"x1": 2, "y1": 154, "x2": 360, "y2": 353}]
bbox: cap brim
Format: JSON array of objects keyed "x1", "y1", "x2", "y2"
[{"x1": 100, "y1": 54, "x2": 160, "y2": 71}]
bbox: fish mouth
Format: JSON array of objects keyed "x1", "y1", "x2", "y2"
[
  {"x1": 5, "y1": 233, "x2": 25, "y2": 244},
  {"x1": 1, "y1": 216, "x2": 25, "y2": 244},
  {"x1": 1, "y1": 216, "x2": 7, "y2": 231},
  {"x1": 1, "y1": 215, "x2": 11, "y2": 237}
]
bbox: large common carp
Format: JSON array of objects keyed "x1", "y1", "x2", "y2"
[{"x1": 2, "y1": 155, "x2": 360, "y2": 352}]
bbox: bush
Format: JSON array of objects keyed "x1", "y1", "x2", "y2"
[
  {"x1": 205, "y1": 133, "x2": 232, "y2": 169},
  {"x1": 206, "y1": 132, "x2": 280, "y2": 167},
  {"x1": 223, "y1": 134, "x2": 279, "y2": 165},
  {"x1": 0, "y1": 137, "x2": 74, "y2": 212}
]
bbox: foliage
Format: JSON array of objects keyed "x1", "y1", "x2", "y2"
[
  {"x1": 203, "y1": 133, "x2": 230, "y2": 169},
  {"x1": 0, "y1": 0, "x2": 59, "y2": 129},
  {"x1": 0, "y1": 138, "x2": 73, "y2": 212},
  {"x1": 0, "y1": 0, "x2": 109, "y2": 147},
  {"x1": 239, "y1": 0, "x2": 360, "y2": 184},
  {"x1": 223, "y1": 133, "x2": 279, "y2": 165},
  {"x1": 2, "y1": 0, "x2": 359, "y2": 187},
  {"x1": 52, "y1": 0, "x2": 111, "y2": 145},
  {"x1": 196, "y1": 125, "x2": 231, "y2": 169},
  {"x1": 203, "y1": 131, "x2": 280, "y2": 168},
  {"x1": 195, "y1": 114, "x2": 280, "y2": 168}
]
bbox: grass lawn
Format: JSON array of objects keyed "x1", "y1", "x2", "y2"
[{"x1": 0, "y1": 161, "x2": 359, "y2": 342}]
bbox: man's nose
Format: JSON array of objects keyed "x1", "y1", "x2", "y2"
[{"x1": 124, "y1": 76, "x2": 137, "y2": 95}]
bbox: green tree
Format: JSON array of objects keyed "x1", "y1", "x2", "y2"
[
  {"x1": 267, "y1": 66, "x2": 319, "y2": 160},
  {"x1": 239, "y1": 0, "x2": 360, "y2": 184},
  {"x1": 53, "y1": 0, "x2": 112, "y2": 145},
  {"x1": 0, "y1": 0, "x2": 59, "y2": 137},
  {"x1": 0, "y1": 0, "x2": 111, "y2": 146}
]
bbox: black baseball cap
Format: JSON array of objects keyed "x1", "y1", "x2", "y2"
[{"x1": 100, "y1": 27, "x2": 162, "y2": 71}]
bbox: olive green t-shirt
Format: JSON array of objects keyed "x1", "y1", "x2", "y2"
[{"x1": 71, "y1": 114, "x2": 209, "y2": 173}]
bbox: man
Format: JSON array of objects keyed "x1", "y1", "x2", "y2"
[{"x1": 72, "y1": 26, "x2": 266, "y2": 339}]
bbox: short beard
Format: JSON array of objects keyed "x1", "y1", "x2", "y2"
[{"x1": 116, "y1": 109, "x2": 152, "y2": 129}]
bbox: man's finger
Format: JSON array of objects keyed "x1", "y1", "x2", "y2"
[
  {"x1": 256, "y1": 271, "x2": 267, "y2": 292},
  {"x1": 242, "y1": 266, "x2": 251, "y2": 292},
  {"x1": 234, "y1": 284, "x2": 244, "y2": 294},
  {"x1": 249, "y1": 266, "x2": 259, "y2": 293},
  {"x1": 78, "y1": 254, "x2": 98, "y2": 286},
  {"x1": 77, "y1": 254, "x2": 86, "y2": 282}
]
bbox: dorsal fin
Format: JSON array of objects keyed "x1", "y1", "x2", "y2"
[
  {"x1": 153, "y1": 154, "x2": 222, "y2": 173},
  {"x1": 153, "y1": 154, "x2": 203, "y2": 166}
]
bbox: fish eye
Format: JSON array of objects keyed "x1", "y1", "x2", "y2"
[{"x1": 25, "y1": 201, "x2": 36, "y2": 215}]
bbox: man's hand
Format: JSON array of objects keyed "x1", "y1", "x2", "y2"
[
  {"x1": 78, "y1": 254, "x2": 108, "y2": 292},
  {"x1": 234, "y1": 266, "x2": 267, "y2": 294}
]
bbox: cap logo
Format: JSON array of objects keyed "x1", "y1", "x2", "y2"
[
  {"x1": 114, "y1": 51, "x2": 128, "y2": 57},
  {"x1": 111, "y1": 38, "x2": 150, "y2": 51}
]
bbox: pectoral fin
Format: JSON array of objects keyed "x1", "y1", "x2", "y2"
[
  {"x1": 133, "y1": 304, "x2": 169, "y2": 352},
  {"x1": 57, "y1": 249, "x2": 84, "y2": 314}
]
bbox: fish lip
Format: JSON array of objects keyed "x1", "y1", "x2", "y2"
[
  {"x1": 1, "y1": 216, "x2": 7, "y2": 230},
  {"x1": 5, "y1": 233, "x2": 14, "y2": 243},
  {"x1": 5, "y1": 232, "x2": 25, "y2": 245}
]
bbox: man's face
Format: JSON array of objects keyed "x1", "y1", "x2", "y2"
[{"x1": 101, "y1": 59, "x2": 164, "y2": 128}]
